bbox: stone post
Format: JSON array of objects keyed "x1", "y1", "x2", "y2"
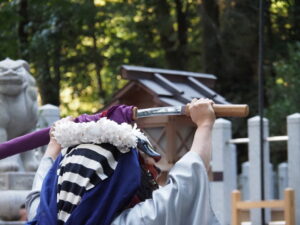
[
  {"x1": 32, "y1": 104, "x2": 60, "y2": 161},
  {"x1": 248, "y1": 116, "x2": 271, "y2": 225},
  {"x1": 240, "y1": 161, "x2": 249, "y2": 200},
  {"x1": 278, "y1": 162, "x2": 288, "y2": 199},
  {"x1": 0, "y1": 190, "x2": 30, "y2": 220},
  {"x1": 211, "y1": 118, "x2": 236, "y2": 225},
  {"x1": 38, "y1": 104, "x2": 60, "y2": 128},
  {"x1": 21, "y1": 104, "x2": 60, "y2": 172},
  {"x1": 287, "y1": 113, "x2": 300, "y2": 224}
]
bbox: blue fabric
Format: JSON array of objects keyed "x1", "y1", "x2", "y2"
[
  {"x1": 26, "y1": 149, "x2": 141, "y2": 225},
  {"x1": 26, "y1": 154, "x2": 62, "y2": 225}
]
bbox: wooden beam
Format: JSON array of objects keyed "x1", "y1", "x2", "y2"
[
  {"x1": 166, "y1": 122, "x2": 177, "y2": 164},
  {"x1": 137, "y1": 115, "x2": 194, "y2": 127},
  {"x1": 232, "y1": 189, "x2": 295, "y2": 225},
  {"x1": 154, "y1": 73, "x2": 184, "y2": 95},
  {"x1": 236, "y1": 200, "x2": 285, "y2": 209},
  {"x1": 120, "y1": 65, "x2": 216, "y2": 88},
  {"x1": 232, "y1": 190, "x2": 241, "y2": 225},
  {"x1": 137, "y1": 116, "x2": 169, "y2": 127},
  {"x1": 121, "y1": 65, "x2": 216, "y2": 80},
  {"x1": 284, "y1": 188, "x2": 295, "y2": 225},
  {"x1": 141, "y1": 128, "x2": 165, "y2": 154}
]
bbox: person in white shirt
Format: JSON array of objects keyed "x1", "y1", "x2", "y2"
[{"x1": 26, "y1": 98, "x2": 221, "y2": 225}]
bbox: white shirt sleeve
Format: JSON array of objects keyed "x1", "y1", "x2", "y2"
[
  {"x1": 111, "y1": 151, "x2": 221, "y2": 225},
  {"x1": 25, "y1": 156, "x2": 54, "y2": 221}
]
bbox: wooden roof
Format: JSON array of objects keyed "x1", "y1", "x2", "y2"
[{"x1": 106, "y1": 65, "x2": 229, "y2": 109}]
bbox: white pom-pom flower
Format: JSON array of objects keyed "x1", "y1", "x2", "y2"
[{"x1": 52, "y1": 118, "x2": 147, "y2": 153}]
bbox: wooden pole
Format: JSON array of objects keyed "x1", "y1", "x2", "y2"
[
  {"x1": 232, "y1": 190, "x2": 241, "y2": 225},
  {"x1": 284, "y1": 188, "x2": 295, "y2": 225},
  {"x1": 132, "y1": 104, "x2": 249, "y2": 120},
  {"x1": 185, "y1": 104, "x2": 249, "y2": 118}
]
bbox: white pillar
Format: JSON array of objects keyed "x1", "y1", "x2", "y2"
[
  {"x1": 38, "y1": 104, "x2": 60, "y2": 127},
  {"x1": 241, "y1": 161, "x2": 249, "y2": 200},
  {"x1": 287, "y1": 113, "x2": 300, "y2": 224},
  {"x1": 211, "y1": 118, "x2": 236, "y2": 225},
  {"x1": 248, "y1": 116, "x2": 271, "y2": 224},
  {"x1": 278, "y1": 162, "x2": 288, "y2": 199}
]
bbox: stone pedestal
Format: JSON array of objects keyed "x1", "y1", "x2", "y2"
[
  {"x1": 0, "y1": 222, "x2": 25, "y2": 225},
  {"x1": 0, "y1": 191, "x2": 30, "y2": 221},
  {"x1": 0, "y1": 171, "x2": 34, "y2": 221},
  {"x1": 0, "y1": 172, "x2": 34, "y2": 190}
]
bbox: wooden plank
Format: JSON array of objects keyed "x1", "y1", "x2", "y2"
[
  {"x1": 168, "y1": 115, "x2": 195, "y2": 126},
  {"x1": 137, "y1": 115, "x2": 195, "y2": 128},
  {"x1": 236, "y1": 200, "x2": 285, "y2": 209},
  {"x1": 121, "y1": 65, "x2": 216, "y2": 80},
  {"x1": 137, "y1": 116, "x2": 169, "y2": 127},
  {"x1": 232, "y1": 190, "x2": 241, "y2": 225},
  {"x1": 271, "y1": 208, "x2": 284, "y2": 221},
  {"x1": 166, "y1": 122, "x2": 177, "y2": 164},
  {"x1": 175, "y1": 128, "x2": 194, "y2": 152},
  {"x1": 142, "y1": 129, "x2": 165, "y2": 154},
  {"x1": 154, "y1": 73, "x2": 183, "y2": 95},
  {"x1": 284, "y1": 188, "x2": 295, "y2": 225}
]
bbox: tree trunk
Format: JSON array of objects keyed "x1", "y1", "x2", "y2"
[
  {"x1": 265, "y1": 0, "x2": 273, "y2": 51},
  {"x1": 37, "y1": 54, "x2": 60, "y2": 106},
  {"x1": 89, "y1": 0, "x2": 104, "y2": 99},
  {"x1": 154, "y1": 0, "x2": 187, "y2": 70},
  {"x1": 18, "y1": 0, "x2": 29, "y2": 58},
  {"x1": 201, "y1": 0, "x2": 221, "y2": 76},
  {"x1": 175, "y1": 0, "x2": 188, "y2": 68},
  {"x1": 52, "y1": 40, "x2": 61, "y2": 106},
  {"x1": 292, "y1": 0, "x2": 300, "y2": 40},
  {"x1": 91, "y1": 31, "x2": 104, "y2": 99},
  {"x1": 219, "y1": 0, "x2": 258, "y2": 107}
]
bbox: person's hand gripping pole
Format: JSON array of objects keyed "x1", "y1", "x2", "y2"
[{"x1": 189, "y1": 98, "x2": 215, "y2": 171}]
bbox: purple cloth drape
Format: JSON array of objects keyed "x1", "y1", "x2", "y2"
[
  {"x1": 106, "y1": 105, "x2": 134, "y2": 124},
  {"x1": 0, "y1": 105, "x2": 134, "y2": 160}
]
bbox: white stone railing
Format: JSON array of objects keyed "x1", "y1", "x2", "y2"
[
  {"x1": 210, "y1": 113, "x2": 300, "y2": 225},
  {"x1": 0, "y1": 104, "x2": 60, "y2": 222}
]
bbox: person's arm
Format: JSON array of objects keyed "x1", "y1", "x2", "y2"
[
  {"x1": 189, "y1": 98, "x2": 215, "y2": 171},
  {"x1": 25, "y1": 117, "x2": 70, "y2": 220},
  {"x1": 112, "y1": 98, "x2": 220, "y2": 225},
  {"x1": 25, "y1": 155, "x2": 54, "y2": 221}
]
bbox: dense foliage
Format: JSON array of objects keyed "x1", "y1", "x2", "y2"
[
  {"x1": 266, "y1": 42, "x2": 300, "y2": 134},
  {"x1": 0, "y1": 0, "x2": 299, "y2": 131}
]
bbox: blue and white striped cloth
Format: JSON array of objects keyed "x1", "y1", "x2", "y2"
[{"x1": 56, "y1": 143, "x2": 122, "y2": 224}]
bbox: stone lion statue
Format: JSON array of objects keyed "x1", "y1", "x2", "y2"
[{"x1": 0, "y1": 58, "x2": 39, "y2": 172}]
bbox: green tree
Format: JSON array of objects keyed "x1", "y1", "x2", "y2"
[
  {"x1": 0, "y1": 0, "x2": 299, "y2": 120},
  {"x1": 266, "y1": 42, "x2": 300, "y2": 134},
  {"x1": 0, "y1": 0, "x2": 19, "y2": 59}
]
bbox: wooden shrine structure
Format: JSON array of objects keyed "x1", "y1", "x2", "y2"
[{"x1": 105, "y1": 65, "x2": 230, "y2": 181}]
